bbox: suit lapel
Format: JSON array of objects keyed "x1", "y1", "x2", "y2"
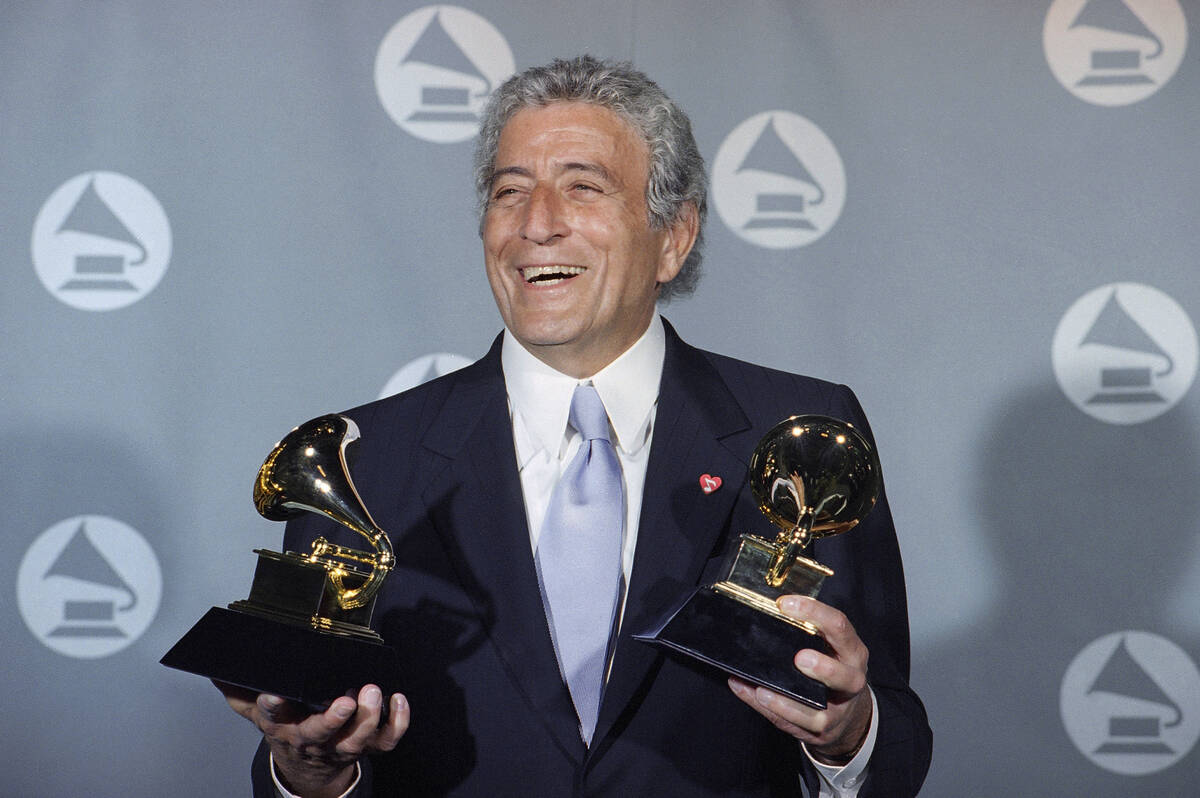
[
  {"x1": 419, "y1": 337, "x2": 586, "y2": 764},
  {"x1": 416, "y1": 325, "x2": 764, "y2": 761},
  {"x1": 592, "y1": 321, "x2": 759, "y2": 750}
]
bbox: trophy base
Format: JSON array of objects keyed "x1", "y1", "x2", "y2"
[
  {"x1": 160, "y1": 606, "x2": 401, "y2": 714},
  {"x1": 633, "y1": 586, "x2": 829, "y2": 709}
]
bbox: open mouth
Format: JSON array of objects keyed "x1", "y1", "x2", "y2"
[{"x1": 521, "y1": 265, "x2": 585, "y2": 286}]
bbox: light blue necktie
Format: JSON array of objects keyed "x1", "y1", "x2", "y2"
[{"x1": 536, "y1": 384, "x2": 624, "y2": 745}]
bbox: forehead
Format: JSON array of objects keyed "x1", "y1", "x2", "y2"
[{"x1": 494, "y1": 101, "x2": 649, "y2": 177}]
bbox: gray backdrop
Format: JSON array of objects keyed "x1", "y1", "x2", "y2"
[{"x1": 4, "y1": 1, "x2": 1199, "y2": 795}]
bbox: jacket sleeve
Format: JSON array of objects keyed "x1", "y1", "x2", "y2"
[{"x1": 815, "y1": 385, "x2": 932, "y2": 797}]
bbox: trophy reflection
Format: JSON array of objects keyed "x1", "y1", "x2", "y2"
[
  {"x1": 161, "y1": 414, "x2": 401, "y2": 711},
  {"x1": 636, "y1": 415, "x2": 880, "y2": 708}
]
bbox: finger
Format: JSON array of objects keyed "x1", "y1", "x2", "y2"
[
  {"x1": 776, "y1": 596, "x2": 849, "y2": 647},
  {"x1": 273, "y1": 695, "x2": 357, "y2": 746},
  {"x1": 370, "y1": 693, "x2": 411, "y2": 753},
  {"x1": 332, "y1": 685, "x2": 386, "y2": 757},
  {"x1": 727, "y1": 678, "x2": 817, "y2": 741},
  {"x1": 213, "y1": 680, "x2": 259, "y2": 719},
  {"x1": 256, "y1": 693, "x2": 321, "y2": 726},
  {"x1": 724, "y1": 676, "x2": 820, "y2": 724},
  {"x1": 777, "y1": 596, "x2": 868, "y2": 670},
  {"x1": 792, "y1": 647, "x2": 864, "y2": 697}
]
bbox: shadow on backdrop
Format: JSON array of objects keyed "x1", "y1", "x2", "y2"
[{"x1": 916, "y1": 384, "x2": 1200, "y2": 794}]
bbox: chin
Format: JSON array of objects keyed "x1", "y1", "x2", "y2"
[
  {"x1": 518, "y1": 332, "x2": 578, "y2": 351},
  {"x1": 509, "y1": 317, "x2": 581, "y2": 347}
]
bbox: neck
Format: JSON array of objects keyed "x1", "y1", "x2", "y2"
[{"x1": 519, "y1": 316, "x2": 657, "y2": 380}]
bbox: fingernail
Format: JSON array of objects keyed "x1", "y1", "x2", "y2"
[
  {"x1": 260, "y1": 695, "x2": 283, "y2": 710},
  {"x1": 333, "y1": 701, "x2": 354, "y2": 719},
  {"x1": 364, "y1": 687, "x2": 382, "y2": 709},
  {"x1": 779, "y1": 596, "x2": 802, "y2": 614},
  {"x1": 393, "y1": 694, "x2": 407, "y2": 713},
  {"x1": 796, "y1": 650, "x2": 818, "y2": 671},
  {"x1": 755, "y1": 687, "x2": 773, "y2": 708}
]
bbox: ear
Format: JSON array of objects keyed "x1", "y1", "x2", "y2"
[{"x1": 655, "y1": 202, "x2": 700, "y2": 285}]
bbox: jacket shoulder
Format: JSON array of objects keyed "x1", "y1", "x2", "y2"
[
  {"x1": 338, "y1": 341, "x2": 502, "y2": 442},
  {"x1": 688, "y1": 344, "x2": 860, "y2": 425}
]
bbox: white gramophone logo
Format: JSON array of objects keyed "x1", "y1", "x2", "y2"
[
  {"x1": 31, "y1": 172, "x2": 172, "y2": 311},
  {"x1": 17, "y1": 516, "x2": 163, "y2": 659},
  {"x1": 1061, "y1": 631, "x2": 1200, "y2": 774},
  {"x1": 1052, "y1": 283, "x2": 1197, "y2": 425},
  {"x1": 374, "y1": 5, "x2": 515, "y2": 143},
  {"x1": 712, "y1": 111, "x2": 846, "y2": 250},
  {"x1": 380, "y1": 352, "x2": 472, "y2": 399},
  {"x1": 1044, "y1": 0, "x2": 1188, "y2": 106}
]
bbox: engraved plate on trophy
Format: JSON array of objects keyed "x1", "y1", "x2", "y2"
[
  {"x1": 635, "y1": 414, "x2": 880, "y2": 708},
  {"x1": 161, "y1": 414, "x2": 401, "y2": 711}
]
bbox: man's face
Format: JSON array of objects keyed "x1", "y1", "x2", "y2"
[{"x1": 482, "y1": 101, "x2": 695, "y2": 378}]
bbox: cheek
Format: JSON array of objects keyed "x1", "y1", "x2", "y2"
[
  {"x1": 481, "y1": 252, "x2": 510, "y2": 298},
  {"x1": 481, "y1": 210, "x2": 512, "y2": 250},
  {"x1": 481, "y1": 227, "x2": 501, "y2": 259},
  {"x1": 482, "y1": 237, "x2": 512, "y2": 278}
]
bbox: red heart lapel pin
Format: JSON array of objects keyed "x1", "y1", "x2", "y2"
[{"x1": 699, "y1": 474, "x2": 722, "y2": 494}]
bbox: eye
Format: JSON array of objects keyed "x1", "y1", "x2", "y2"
[
  {"x1": 570, "y1": 182, "x2": 601, "y2": 194},
  {"x1": 491, "y1": 185, "x2": 523, "y2": 203}
]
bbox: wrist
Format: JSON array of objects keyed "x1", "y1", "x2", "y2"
[
  {"x1": 271, "y1": 750, "x2": 358, "y2": 798},
  {"x1": 808, "y1": 693, "x2": 873, "y2": 766},
  {"x1": 809, "y1": 731, "x2": 867, "y2": 766}
]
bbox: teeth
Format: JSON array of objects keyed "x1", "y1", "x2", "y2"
[{"x1": 523, "y1": 265, "x2": 585, "y2": 283}]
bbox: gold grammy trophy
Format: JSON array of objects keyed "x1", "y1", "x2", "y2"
[
  {"x1": 635, "y1": 415, "x2": 880, "y2": 708},
  {"x1": 161, "y1": 414, "x2": 401, "y2": 710}
]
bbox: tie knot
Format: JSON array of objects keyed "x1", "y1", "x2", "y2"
[{"x1": 569, "y1": 384, "x2": 612, "y2": 443}]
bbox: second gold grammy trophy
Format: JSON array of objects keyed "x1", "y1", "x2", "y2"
[{"x1": 636, "y1": 414, "x2": 881, "y2": 708}]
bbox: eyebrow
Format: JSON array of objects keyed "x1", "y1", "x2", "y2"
[
  {"x1": 488, "y1": 161, "x2": 614, "y2": 189},
  {"x1": 561, "y1": 162, "x2": 613, "y2": 182}
]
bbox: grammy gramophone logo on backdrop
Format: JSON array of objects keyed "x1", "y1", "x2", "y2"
[
  {"x1": 17, "y1": 516, "x2": 162, "y2": 659},
  {"x1": 712, "y1": 111, "x2": 846, "y2": 250},
  {"x1": 1061, "y1": 631, "x2": 1200, "y2": 775},
  {"x1": 379, "y1": 352, "x2": 472, "y2": 399},
  {"x1": 374, "y1": 5, "x2": 515, "y2": 143},
  {"x1": 1052, "y1": 283, "x2": 1198, "y2": 425},
  {"x1": 1043, "y1": 0, "x2": 1188, "y2": 106},
  {"x1": 31, "y1": 172, "x2": 172, "y2": 311}
]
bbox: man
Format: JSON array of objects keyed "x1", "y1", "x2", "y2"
[{"x1": 220, "y1": 56, "x2": 931, "y2": 797}]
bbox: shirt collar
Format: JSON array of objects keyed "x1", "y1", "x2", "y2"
[{"x1": 502, "y1": 313, "x2": 666, "y2": 462}]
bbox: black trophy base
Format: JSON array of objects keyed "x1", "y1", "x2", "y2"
[
  {"x1": 161, "y1": 606, "x2": 401, "y2": 713},
  {"x1": 633, "y1": 586, "x2": 829, "y2": 709}
]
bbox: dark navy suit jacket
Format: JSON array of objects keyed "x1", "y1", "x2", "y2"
[{"x1": 252, "y1": 320, "x2": 931, "y2": 797}]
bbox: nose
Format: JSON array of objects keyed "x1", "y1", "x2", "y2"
[{"x1": 519, "y1": 186, "x2": 568, "y2": 244}]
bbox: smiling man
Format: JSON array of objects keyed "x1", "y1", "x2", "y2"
[
  {"x1": 481, "y1": 100, "x2": 696, "y2": 378},
  {"x1": 224, "y1": 56, "x2": 931, "y2": 798}
]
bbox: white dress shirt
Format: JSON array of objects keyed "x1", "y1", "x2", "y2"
[
  {"x1": 502, "y1": 313, "x2": 663, "y2": 606},
  {"x1": 274, "y1": 314, "x2": 875, "y2": 798}
]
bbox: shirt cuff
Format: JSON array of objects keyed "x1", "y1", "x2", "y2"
[
  {"x1": 270, "y1": 751, "x2": 361, "y2": 798},
  {"x1": 802, "y1": 686, "x2": 878, "y2": 797}
]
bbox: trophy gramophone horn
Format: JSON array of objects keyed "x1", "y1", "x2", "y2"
[
  {"x1": 253, "y1": 414, "x2": 394, "y2": 610},
  {"x1": 748, "y1": 415, "x2": 881, "y2": 588}
]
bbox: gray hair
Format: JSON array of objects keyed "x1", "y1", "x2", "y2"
[{"x1": 473, "y1": 55, "x2": 707, "y2": 301}]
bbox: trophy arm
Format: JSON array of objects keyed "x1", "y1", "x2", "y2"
[
  {"x1": 312, "y1": 533, "x2": 396, "y2": 611},
  {"x1": 765, "y1": 511, "x2": 815, "y2": 588}
]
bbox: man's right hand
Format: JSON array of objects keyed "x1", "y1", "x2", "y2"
[{"x1": 216, "y1": 681, "x2": 409, "y2": 798}]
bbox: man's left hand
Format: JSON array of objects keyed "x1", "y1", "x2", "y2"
[{"x1": 728, "y1": 595, "x2": 872, "y2": 764}]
